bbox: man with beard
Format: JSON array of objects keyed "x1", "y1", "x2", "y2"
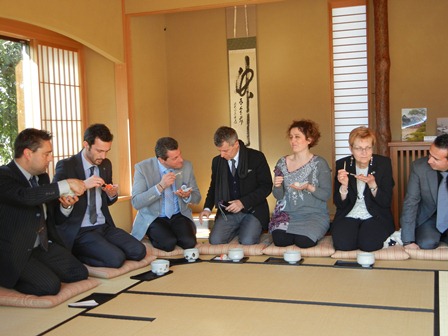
[{"x1": 53, "y1": 124, "x2": 146, "y2": 267}]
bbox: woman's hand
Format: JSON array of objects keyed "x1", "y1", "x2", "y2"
[
  {"x1": 290, "y1": 182, "x2": 314, "y2": 192},
  {"x1": 355, "y1": 173, "x2": 376, "y2": 189},
  {"x1": 274, "y1": 175, "x2": 284, "y2": 188},
  {"x1": 337, "y1": 168, "x2": 349, "y2": 187}
]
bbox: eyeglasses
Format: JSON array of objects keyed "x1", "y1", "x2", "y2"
[{"x1": 352, "y1": 146, "x2": 373, "y2": 153}]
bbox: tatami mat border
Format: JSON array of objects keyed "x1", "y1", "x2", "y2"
[
  {"x1": 82, "y1": 313, "x2": 155, "y2": 322},
  {"x1": 124, "y1": 290, "x2": 434, "y2": 314},
  {"x1": 238, "y1": 259, "x2": 447, "y2": 273},
  {"x1": 37, "y1": 261, "x2": 443, "y2": 336},
  {"x1": 434, "y1": 272, "x2": 440, "y2": 336}
]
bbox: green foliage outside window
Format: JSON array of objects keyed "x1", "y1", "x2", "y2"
[{"x1": 0, "y1": 39, "x2": 22, "y2": 165}]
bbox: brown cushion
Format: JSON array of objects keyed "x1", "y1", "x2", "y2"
[
  {"x1": 86, "y1": 250, "x2": 156, "y2": 279},
  {"x1": 198, "y1": 233, "x2": 272, "y2": 256},
  {"x1": 331, "y1": 244, "x2": 410, "y2": 260},
  {"x1": 0, "y1": 278, "x2": 101, "y2": 308},
  {"x1": 262, "y1": 235, "x2": 335, "y2": 257},
  {"x1": 142, "y1": 238, "x2": 186, "y2": 257},
  {"x1": 405, "y1": 243, "x2": 448, "y2": 260}
]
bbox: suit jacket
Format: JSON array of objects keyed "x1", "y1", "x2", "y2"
[
  {"x1": 333, "y1": 154, "x2": 395, "y2": 227},
  {"x1": 0, "y1": 161, "x2": 63, "y2": 288},
  {"x1": 52, "y1": 151, "x2": 117, "y2": 250},
  {"x1": 203, "y1": 141, "x2": 273, "y2": 231},
  {"x1": 401, "y1": 156, "x2": 439, "y2": 242},
  {"x1": 131, "y1": 157, "x2": 201, "y2": 240}
]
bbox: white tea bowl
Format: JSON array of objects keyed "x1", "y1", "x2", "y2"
[
  {"x1": 228, "y1": 248, "x2": 244, "y2": 262},
  {"x1": 283, "y1": 250, "x2": 301, "y2": 264},
  {"x1": 357, "y1": 252, "x2": 375, "y2": 268},
  {"x1": 151, "y1": 259, "x2": 170, "y2": 275},
  {"x1": 184, "y1": 248, "x2": 199, "y2": 262}
]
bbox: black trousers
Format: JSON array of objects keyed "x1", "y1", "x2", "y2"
[
  {"x1": 14, "y1": 242, "x2": 88, "y2": 296},
  {"x1": 272, "y1": 230, "x2": 316, "y2": 248},
  {"x1": 73, "y1": 223, "x2": 146, "y2": 268},
  {"x1": 331, "y1": 216, "x2": 394, "y2": 252},
  {"x1": 147, "y1": 214, "x2": 197, "y2": 252}
]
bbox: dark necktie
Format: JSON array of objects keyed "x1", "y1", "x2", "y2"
[
  {"x1": 436, "y1": 172, "x2": 448, "y2": 233},
  {"x1": 89, "y1": 166, "x2": 97, "y2": 224},
  {"x1": 29, "y1": 176, "x2": 48, "y2": 251},
  {"x1": 231, "y1": 159, "x2": 236, "y2": 177}
]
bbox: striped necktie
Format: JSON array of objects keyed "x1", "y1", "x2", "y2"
[
  {"x1": 30, "y1": 176, "x2": 48, "y2": 251},
  {"x1": 89, "y1": 166, "x2": 97, "y2": 224}
]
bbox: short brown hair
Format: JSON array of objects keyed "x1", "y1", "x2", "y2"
[
  {"x1": 287, "y1": 119, "x2": 321, "y2": 148},
  {"x1": 14, "y1": 128, "x2": 52, "y2": 158},
  {"x1": 213, "y1": 126, "x2": 238, "y2": 147}
]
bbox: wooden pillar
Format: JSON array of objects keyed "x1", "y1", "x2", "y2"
[{"x1": 373, "y1": 0, "x2": 391, "y2": 156}]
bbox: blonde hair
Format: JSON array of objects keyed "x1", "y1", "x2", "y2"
[{"x1": 348, "y1": 126, "x2": 376, "y2": 147}]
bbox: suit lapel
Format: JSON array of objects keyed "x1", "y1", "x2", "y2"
[
  {"x1": 427, "y1": 169, "x2": 439, "y2": 203},
  {"x1": 368, "y1": 155, "x2": 376, "y2": 175},
  {"x1": 75, "y1": 151, "x2": 86, "y2": 179},
  {"x1": 8, "y1": 161, "x2": 32, "y2": 187}
]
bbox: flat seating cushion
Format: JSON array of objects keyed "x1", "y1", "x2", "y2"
[
  {"x1": 331, "y1": 244, "x2": 409, "y2": 260},
  {"x1": 405, "y1": 243, "x2": 448, "y2": 260},
  {"x1": 142, "y1": 238, "x2": 186, "y2": 257},
  {"x1": 262, "y1": 235, "x2": 335, "y2": 257},
  {"x1": 0, "y1": 278, "x2": 101, "y2": 308},
  {"x1": 86, "y1": 250, "x2": 156, "y2": 279},
  {"x1": 198, "y1": 233, "x2": 273, "y2": 256}
]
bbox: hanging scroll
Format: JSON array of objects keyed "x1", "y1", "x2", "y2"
[{"x1": 226, "y1": 6, "x2": 259, "y2": 149}]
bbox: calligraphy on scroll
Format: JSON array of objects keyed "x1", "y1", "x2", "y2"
[{"x1": 227, "y1": 37, "x2": 259, "y2": 149}]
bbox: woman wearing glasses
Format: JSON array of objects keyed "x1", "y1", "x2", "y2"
[{"x1": 332, "y1": 126, "x2": 395, "y2": 251}]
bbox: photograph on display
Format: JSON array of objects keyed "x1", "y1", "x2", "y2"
[
  {"x1": 436, "y1": 117, "x2": 448, "y2": 135},
  {"x1": 401, "y1": 108, "x2": 427, "y2": 141}
]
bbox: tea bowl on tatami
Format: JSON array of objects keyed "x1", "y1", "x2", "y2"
[
  {"x1": 184, "y1": 248, "x2": 199, "y2": 262},
  {"x1": 228, "y1": 248, "x2": 244, "y2": 262},
  {"x1": 151, "y1": 259, "x2": 170, "y2": 275},
  {"x1": 283, "y1": 250, "x2": 301, "y2": 264},
  {"x1": 357, "y1": 252, "x2": 375, "y2": 267}
]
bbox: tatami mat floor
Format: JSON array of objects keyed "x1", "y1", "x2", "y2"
[{"x1": 1, "y1": 256, "x2": 447, "y2": 336}]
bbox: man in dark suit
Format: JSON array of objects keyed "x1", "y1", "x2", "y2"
[
  {"x1": 53, "y1": 124, "x2": 146, "y2": 267},
  {"x1": 0, "y1": 128, "x2": 88, "y2": 296},
  {"x1": 199, "y1": 126, "x2": 273, "y2": 245},
  {"x1": 401, "y1": 134, "x2": 448, "y2": 249}
]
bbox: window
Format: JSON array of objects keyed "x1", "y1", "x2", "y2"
[
  {"x1": 329, "y1": 1, "x2": 369, "y2": 161},
  {"x1": 0, "y1": 19, "x2": 84, "y2": 176},
  {"x1": 38, "y1": 44, "x2": 83, "y2": 177}
]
